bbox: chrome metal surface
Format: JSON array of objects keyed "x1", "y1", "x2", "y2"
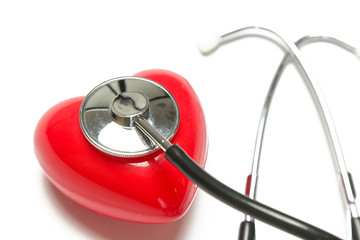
[
  {"x1": 245, "y1": 35, "x2": 360, "y2": 220},
  {"x1": 111, "y1": 92, "x2": 149, "y2": 127},
  {"x1": 80, "y1": 76, "x2": 179, "y2": 158},
  {"x1": 247, "y1": 36, "x2": 357, "y2": 204},
  {"x1": 134, "y1": 117, "x2": 173, "y2": 151}
]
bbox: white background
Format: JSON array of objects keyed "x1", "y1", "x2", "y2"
[{"x1": 1, "y1": 1, "x2": 360, "y2": 239}]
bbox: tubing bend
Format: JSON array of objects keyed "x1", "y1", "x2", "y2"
[{"x1": 165, "y1": 145, "x2": 341, "y2": 240}]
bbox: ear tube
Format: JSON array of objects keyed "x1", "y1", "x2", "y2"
[{"x1": 238, "y1": 34, "x2": 360, "y2": 240}]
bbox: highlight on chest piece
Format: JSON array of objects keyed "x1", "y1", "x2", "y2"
[{"x1": 79, "y1": 76, "x2": 180, "y2": 158}]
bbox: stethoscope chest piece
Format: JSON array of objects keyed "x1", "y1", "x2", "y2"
[{"x1": 80, "y1": 76, "x2": 180, "y2": 158}]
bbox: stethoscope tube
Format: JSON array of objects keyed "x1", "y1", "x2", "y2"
[
  {"x1": 165, "y1": 145, "x2": 342, "y2": 240},
  {"x1": 239, "y1": 35, "x2": 360, "y2": 240},
  {"x1": 135, "y1": 110, "x2": 341, "y2": 239},
  {"x1": 353, "y1": 218, "x2": 360, "y2": 240}
]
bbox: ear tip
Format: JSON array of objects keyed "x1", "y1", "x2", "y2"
[{"x1": 197, "y1": 34, "x2": 221, "y2": 55}]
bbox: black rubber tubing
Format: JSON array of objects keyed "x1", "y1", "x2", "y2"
[
  {"x1": 165, "y1": 145, "x2": 342, "y2": 240},
  {"x1": 239, "y1": 221, "x2": 256, "y2": 240},
  {"x1": 352, "y1": 217, "x2": 360, "y2": 240}
]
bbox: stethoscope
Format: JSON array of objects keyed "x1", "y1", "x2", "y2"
[
  {"x1": 196, "y1": 27, "x2": 360, "y2": 240},
  {"x1": 35, "y1": 26, "x2": 360, "y2": 240}
]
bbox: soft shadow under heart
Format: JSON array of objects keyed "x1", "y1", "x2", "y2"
[{"x1": 42, "y1": 175, "x2": 198, "y2": 240}]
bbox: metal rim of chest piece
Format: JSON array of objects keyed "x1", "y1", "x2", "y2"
[{"x1": 79, "y1": 76, "x2": 180, "y2": 158}]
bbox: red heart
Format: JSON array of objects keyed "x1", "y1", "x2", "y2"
[{"x1": 34, "y1": 69, "x2": 207, "y2": 223}]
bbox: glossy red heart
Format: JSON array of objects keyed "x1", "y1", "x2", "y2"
[{"x1": 34, "y1": 69, "x2": 207, "y2": 223}]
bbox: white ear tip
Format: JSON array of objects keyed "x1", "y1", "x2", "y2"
[{"x1": 197, "y1": 34, "x2": 221, "y2": 55}]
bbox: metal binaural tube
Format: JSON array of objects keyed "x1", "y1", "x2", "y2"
[
  {"x1": 244, "y1": 34, "x2": 359, "y2": 220},
  {"x1": 217, "y1": 28, "x2": 358, "y2": 217},
  {"x1": 208, "y1": 27, "x2": 359, "y2": 238}
]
